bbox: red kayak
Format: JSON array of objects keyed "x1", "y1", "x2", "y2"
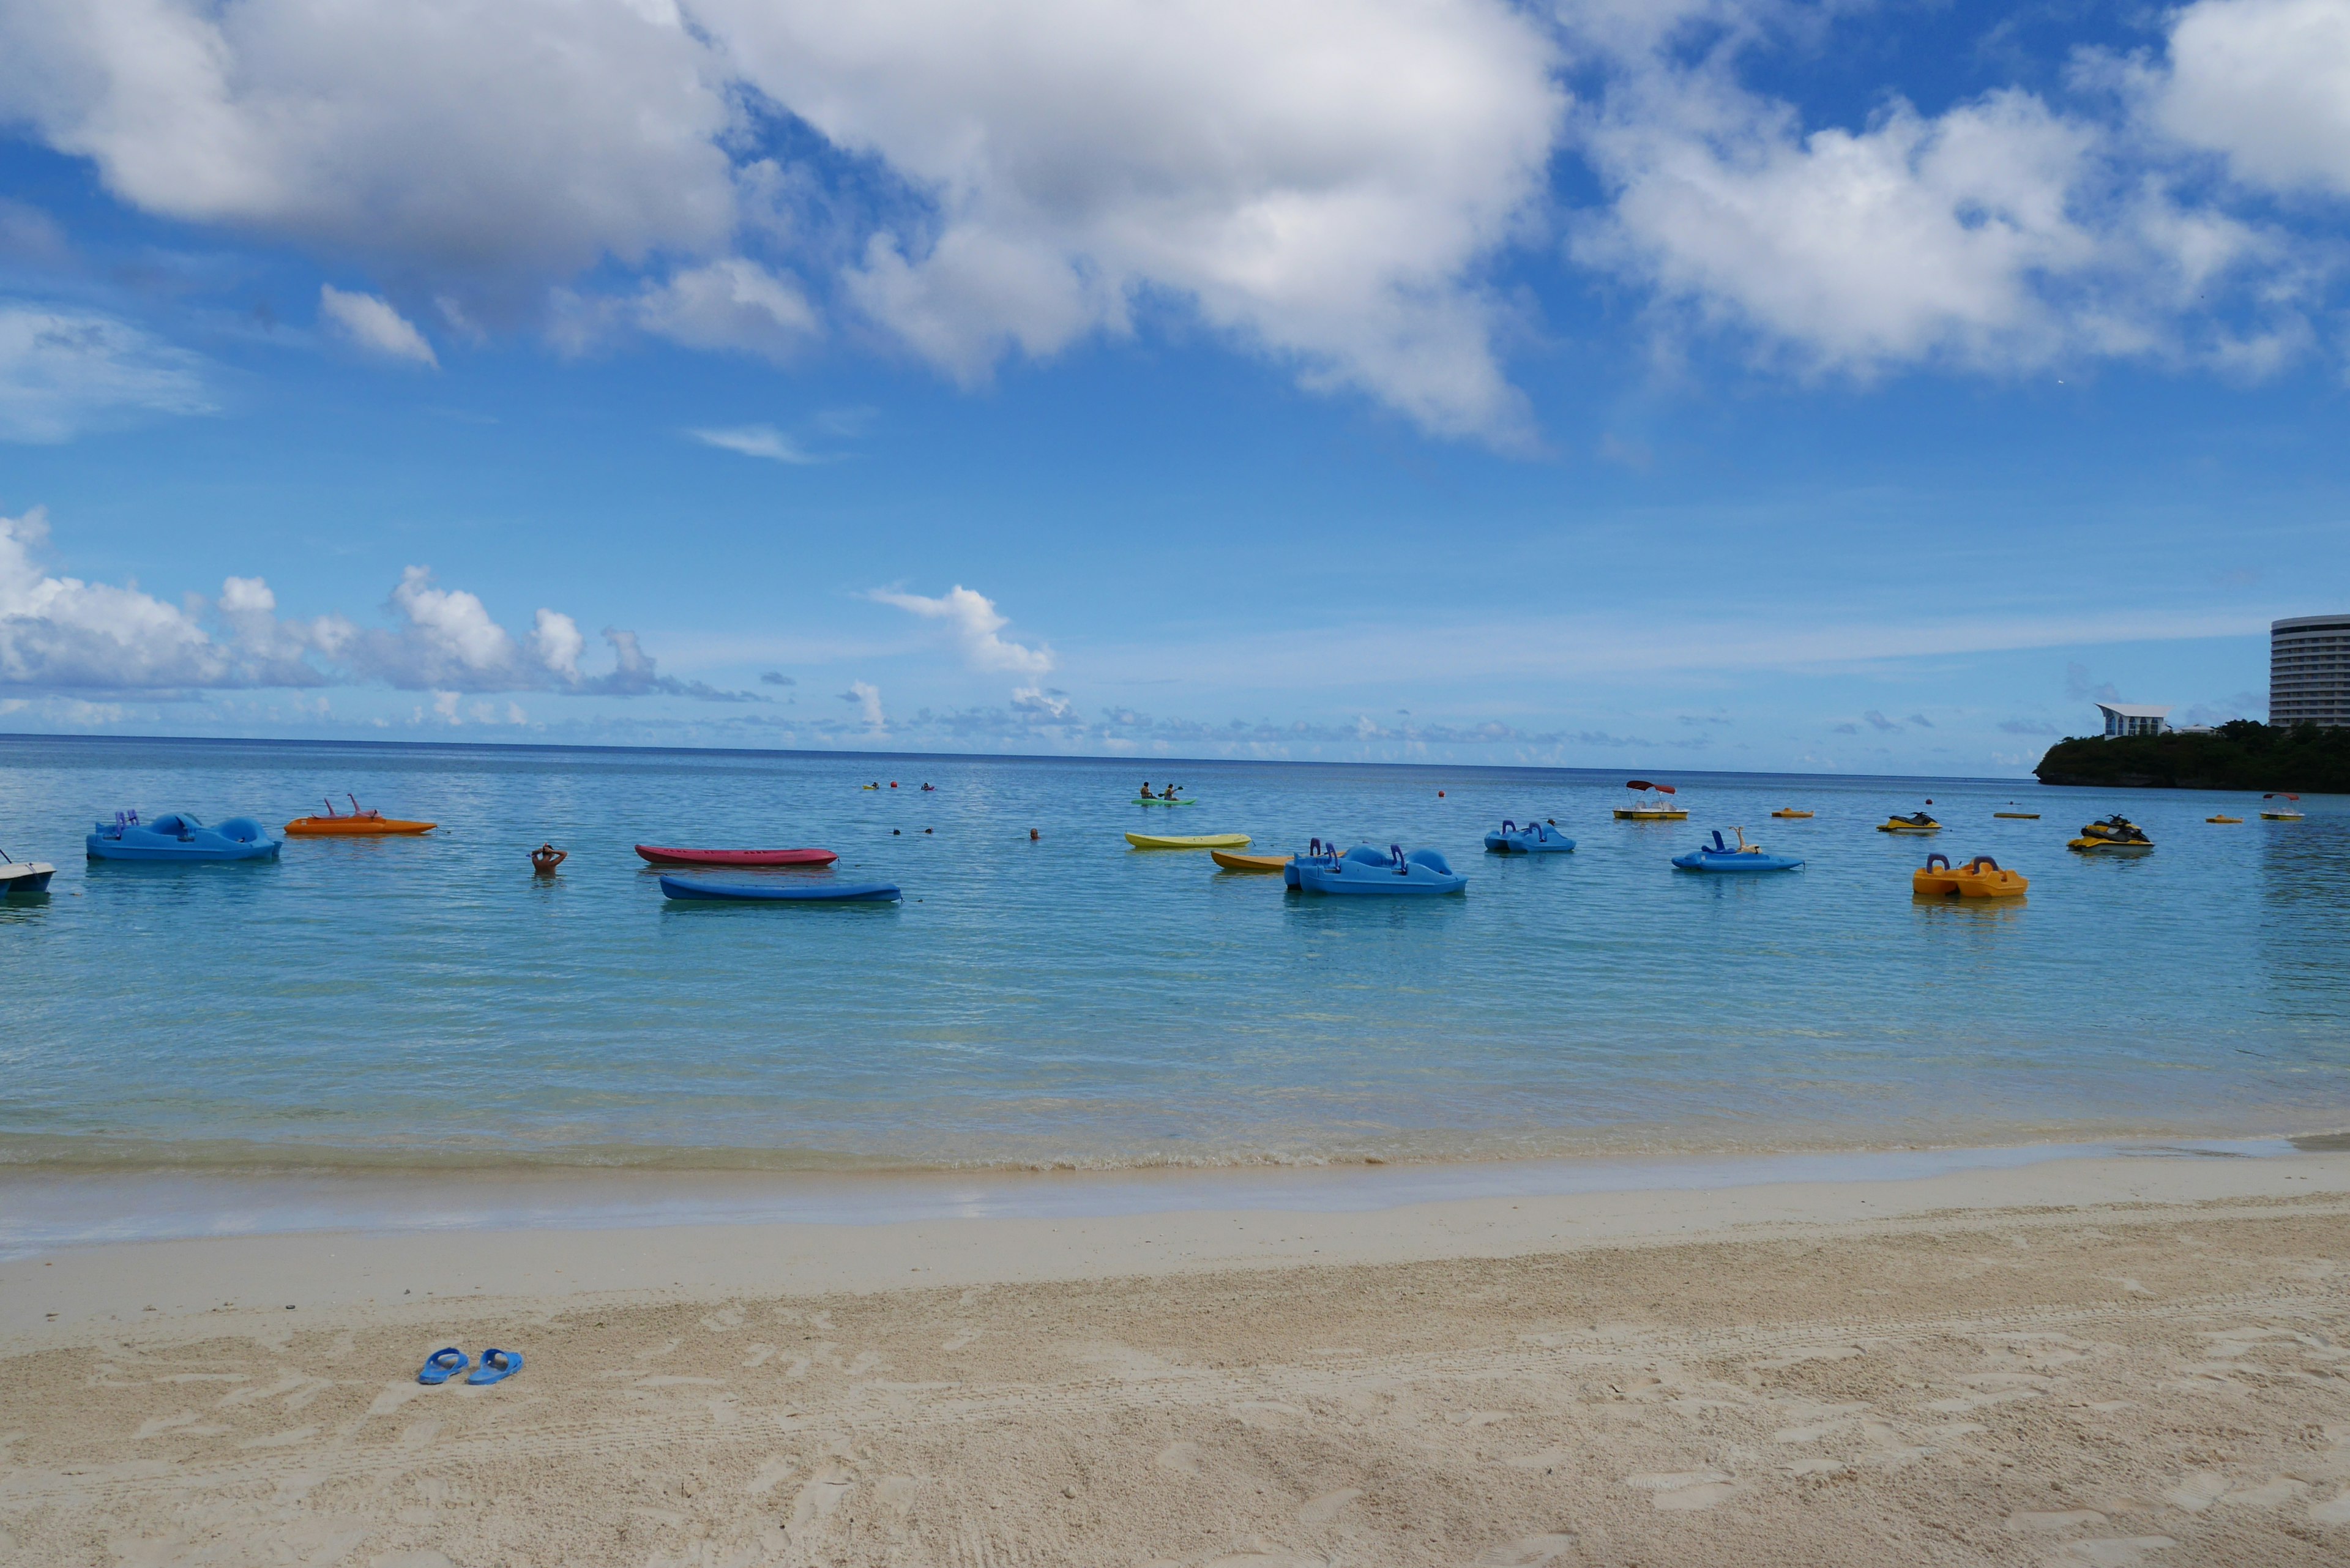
[{"x1": 635, "y1": 845, "x2": 838, "y2": 867}]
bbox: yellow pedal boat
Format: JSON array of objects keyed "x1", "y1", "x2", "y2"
[
  {"x1": 1126, "y1": 832, "x2": 1250, "y2": 850},
  {"x1": 1770, "y1": 808, "x2": 1813, "y2": 819},
  {"x1": 1913, "y1": 853, "x2": 2027, "y2": 898},
  {"x1": 2208, "y1": 814, "x2": 2243, "y2": 824},
  {"x1": 1209, "y1": 849, "x2": 1290, "y2": 872}
]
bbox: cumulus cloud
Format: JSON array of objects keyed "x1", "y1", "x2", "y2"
[
  {"x1": 0, "y1": 0, "x2": 1559, "y2": 438},
  {"x1": 631, "y1": 258, "x2": 818, "y2": 360},
  {"x1": 841, "y1": 679, "x2": 884, "y2": 728},
  {"x1": 2150, "y1": 0, "x2": 2350, "y2": 198},
  {"x1": 1010, "y1": 684, "x2": 1073, "y2": 720},
  {"x1": 0, "y1": 506, "x2": 323, "y2": 688},
  {"x1": 714, "y1": 0, "x2": 1561, "y2": 438},
  {"x1": 869, "y1": 584, "x2": 1053, "y2": 674},
  {"x1": 1, "y1": 510, "x2": 755, "y2": 700},
  {"x1": 1567, "y1": 6, "x2": 2311, "y2": 376},
  {"x1": 3, "y1": 0, "x2": 2340, "y2": 432},
  {"x1": 0, "y1": 0, "x2": 737, "y2": 302},
  {"x1": 318, "y1": 285, "x2": 438, "y2": 365},
  {"x1": 0, "y1": 303, "x2": 212, "y2": 442}
]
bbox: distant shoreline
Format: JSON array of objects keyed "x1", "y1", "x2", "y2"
[{"x1": 5, "y1": 728, "x2": 2034, "y2": 786}]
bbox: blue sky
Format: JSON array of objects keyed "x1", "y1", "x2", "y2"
[{"x1": 1, "y1": 0, "x2": 2345, "y2": 774}]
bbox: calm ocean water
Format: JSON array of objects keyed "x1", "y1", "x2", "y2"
[{"x1": 2, "y1": 734, "x2": 2345, "y2": 1174}]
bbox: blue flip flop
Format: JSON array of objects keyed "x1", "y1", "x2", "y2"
[
  {"x1": 416, "y1": 1347, "x2": 469, "y2": 1385},
  {"x1": 466, "y1": 1348, "x2": 523, "y2": 1386}
]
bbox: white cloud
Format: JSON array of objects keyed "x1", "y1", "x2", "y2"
[
  {"x1": 0, "y1": 302, "x2": 212, "y2": 441},
  {"x1": 2152, "y1": 0, "x2": 2350, "y2": 198},
  {"x1": 841, "y1": 678, "x2": 884, "y2": 728},
  {"x1": 1, "y1": 507, "x2": 760, "y2": 699},
  {"x1": 529, "y1": 608, "x2": 584, "y2": 679},
  {"x1": 714, "y1": 0, "x2": 1560, "y2": 439},
  {"x1": 0, "y1": 0, "x2": 737, "y2": 299},
  {"x1": 630, "y1": 258, "x2": 818, "y2": 360},
  {"x1": 868, "y1": 584, "x2": 1053, "y2": 674},
  {"x1": 689, "y1": 425, "x2": 822, "y2": 463},
  {"x1": 0, "y1": 506, "x2": 323, "y2": 688},
  {"x1": 0, "y1": 0, "x2": 1559, "y2": 438},
  {"x1": 1578, "y1": 83, "x2": 2103, "y2": 370},
  {"x1": 318, "y1": 285, "x2": 438, "y2": 366},
  {"x1": 1010, "y1": 685, "x2": 1073, "y2": 720}
]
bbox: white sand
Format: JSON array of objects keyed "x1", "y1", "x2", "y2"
[{"x1": 5, "y1": 1151, "x2": 2349, "y2": 1564}]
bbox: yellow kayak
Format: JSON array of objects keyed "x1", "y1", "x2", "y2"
[
  {"x1": 1770, "y1": 808, "x2": 1812, "y2": 819},
  {"x1": 1210, "y1": 849, "x2": 1289, "y2": 872},
  {"x1": 1126, "y1": 832, "x2": 1250, "y2": 850}
]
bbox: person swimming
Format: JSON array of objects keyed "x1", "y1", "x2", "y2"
[{"x1": 530, "y1": 843, "x2": 565, "y2": 875}]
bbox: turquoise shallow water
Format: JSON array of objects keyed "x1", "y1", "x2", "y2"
[{"x1": 2, "y1": 735, "x2": 2346, "y2": 1173}]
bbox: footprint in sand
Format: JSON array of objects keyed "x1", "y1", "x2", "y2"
[
  {"x1": 1471, "y1": 1535, "x2": 1578, "y2": 1567},
  {"x1": 1156, "y1": 1441, "x2": 1203, "y2": 1474},
  {"x1": 942, "y1": 1329, "x2": 980, "y2": 1351},
  {"x1": 788, "y1": 1459, "x2": 854, "y2": 1536},
  {"x1": 2310, "y1": 1490, "x2": 2350, "y2": 1526},
  {"x1": 2005, "y1": 1509, "x2": 2107, "y2": 1533},
  {"x1": 2057, "y1": 1540, "x2": 2177, "y2": 1566},
  {"x1": 1296, "y1": 1488, "x2": 1362, "y2": 1525},
  {"x1": 701, "y1": 1307, "x2": 746, "y2": 1332},
  {"x1": 1622, "y1": 1470, "x2": 1736, "y2": 1510},
  {"x1": 747, "y1": 1455, "x2": 794, "y2": 1496}
]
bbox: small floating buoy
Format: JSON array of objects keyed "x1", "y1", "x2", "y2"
[
  {"x1": 923, "y1": 827, "x2": 933, "y2": 834},
  {"x1": 1437, "y1": 790, "x2": 1444, "y2": 797},
  {"x1": 891, "y1": 829, "x2": 900, "y2": 835},
  {"x1": 890, "y1": 781, "x2": 898, "y2": 788}
]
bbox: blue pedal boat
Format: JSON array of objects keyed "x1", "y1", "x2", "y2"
[
  {"x1": 1291, "y1": 843, "x2": 1467, "y2": 895},
  {"x1": 1485, "y1": 819, "x2": 1576, "y2": 853},
  {"x1": 659, "y1": 875, "x2": 901, "y2": 903},
  {"x1": 1671, "y1": 827, "x2": 1802, "y2": 873},
  {"x1": 87, "y1": 812, "x2": 281, "y2": 862}
]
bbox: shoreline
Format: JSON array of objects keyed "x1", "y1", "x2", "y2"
[
  {"x1": 0, "y1": 1133, "x2": 2316, "y2": 1260},
  {"x1": 4, "y1": 1151, "x2": 2347, "y2": 1564}
]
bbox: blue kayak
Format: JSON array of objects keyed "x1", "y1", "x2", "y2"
[
  {"x1": 1671, "y1": 829, "x2": 1802, "y2": 873},
  {"x1": 87, "y1": 812, "x2": 280, "y2": 862},
  {"x1": 659, "y1": 875, "x2": 901, "y2": 903},
  {"x1": 1485, "y1": 819, "x2": 1576, "y2": 853},
  {"x1": 1292, "y1": 843, "x2": 1467, "y2": 896}
]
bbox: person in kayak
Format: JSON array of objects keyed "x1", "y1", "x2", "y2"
[{"x1": 531, "y1": 843, "x2": 565, "y2": 875}]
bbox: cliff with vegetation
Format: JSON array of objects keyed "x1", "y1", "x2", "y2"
[{"x1": 2035, "y1": 720, "x2": 2350, "y2": 793}]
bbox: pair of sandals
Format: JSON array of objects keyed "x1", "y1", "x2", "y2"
[{"x1": 416, "y1": 1346, "x2": 523, "y2": 1386}]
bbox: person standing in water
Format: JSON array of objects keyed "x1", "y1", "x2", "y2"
[{"x1": 531, "y1": 843, "x2": 566, "y2": 875}]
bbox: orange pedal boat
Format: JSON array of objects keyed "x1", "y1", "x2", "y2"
[{"x1": 284, "y1": 795, "x2": 436, "y2": 836}]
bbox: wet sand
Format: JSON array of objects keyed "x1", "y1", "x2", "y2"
[{"x1": 4, "y1": 1152, "x2": 2348, "y2": 1565}]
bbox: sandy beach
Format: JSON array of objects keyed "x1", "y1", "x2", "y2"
[{"x1": 5, "y1": 1151, "x2": 2349, "y2": 1566}]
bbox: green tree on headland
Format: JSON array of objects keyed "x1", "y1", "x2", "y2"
[{"x1": 2036, "y1": 720, "x2": 2350, "y2": 793}]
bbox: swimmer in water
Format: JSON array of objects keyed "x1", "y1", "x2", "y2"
[{"x1": 530, "y1": 843, "x2": 565, "y2": 875}]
